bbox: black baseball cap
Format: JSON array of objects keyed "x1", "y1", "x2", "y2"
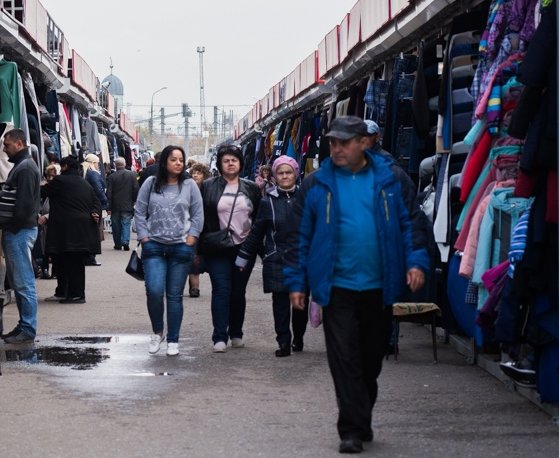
[{"x1": 325, "y1": 116, "x2": 368, "y2": 140}]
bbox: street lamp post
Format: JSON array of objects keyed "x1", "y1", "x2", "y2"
[{"x1": 149, "y1": 86, "x2": 167, "y2": 136}]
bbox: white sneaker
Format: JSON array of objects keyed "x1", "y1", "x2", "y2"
[
  {"x1": 231, "y1": 337, "x2": 244, "y2": 348},
  {"x1": 44, "y1": 295, "x2": 65, "y2": 302},
  {"x1": 166, "y1": 342, "x2": 179, "y2": 356},
  {"x1": 148, "y1": 334, "x2": 164, "y2": 354},
  {"x1": 213, "y1": 341, "x2": 227, "y2": 353}
]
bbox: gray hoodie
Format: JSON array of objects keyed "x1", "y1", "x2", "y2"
[{"x1": 134, "y1": 176, "x2": 203, "y2": 244}]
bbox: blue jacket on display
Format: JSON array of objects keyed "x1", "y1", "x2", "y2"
[{"x1": 284, "y1": 149, "x2": 430, "y2": 307}]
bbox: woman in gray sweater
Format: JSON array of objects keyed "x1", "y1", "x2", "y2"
[{"x1": 134, "y1": 145, "x2": 204, "y2": 356}]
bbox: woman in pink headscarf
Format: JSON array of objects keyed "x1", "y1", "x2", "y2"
[{"x1": 236, "y1": 155, "x2": 308, "y2": 357}]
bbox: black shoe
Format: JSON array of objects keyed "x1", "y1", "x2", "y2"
[
  {"x1": 339, "y1": 438, "x2": 363, "y2": 454},
  {"x1": 1, "y1": 327, "x2": 21, "y2": 339},
  {"x1": 114, "y1": 245, "x2": 122, "y2": 250},
  {"x1": 85, "y1": 261, "x2": 102, "y2": 266},
  {"x1": 59, "y1": 297, "x2": 86, "y2": 304},
  {"x1": 40, "y1": 269, "x2": 51, "y2": 279},
  {"x1": 361, "y1": 430, "x2": 374, "y2": 443},
  {"x1": 122, "y1": 244, "x2": 130, "y2": 251},
  {"x1": 499, "y1": 361, "x2": 536, "y2": 388},
  {"x1": 3, "y1": 330, "x2": 35, "y2": 344},
  {"x1": 292, "y1": 339, "x2": 304, "y2": 352},
  {"x1": 275, "y1": 344, "x2": 291, "y2": 357},
  {"x1": 189, "y1": 288, "x2": 200, "y2": 298}
]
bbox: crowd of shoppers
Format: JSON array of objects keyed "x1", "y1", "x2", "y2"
[{"x1": 1, "y1": 117, "x2": 430, "y2": 455}]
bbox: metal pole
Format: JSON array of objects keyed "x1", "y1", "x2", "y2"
[
  {"x1": 197, "y1": 46, "x2": 206, "y2": 135},
  {"x1": 185, "y1": 116, "x2": 190, "y2": 155},
  {"x1": 149, "y1": 86, "x2": 167, "y2": 136}
]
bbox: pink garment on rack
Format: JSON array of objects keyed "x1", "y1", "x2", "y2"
[
  {"x1": 459, "y1": 131, "x2": 492, "y2": 203},
  {"x1": 459, "y1": 179, "x2": 516, "y2": 278},
  {"x1": 475, "y1": 52, "x2": 524, "y2": 119}
]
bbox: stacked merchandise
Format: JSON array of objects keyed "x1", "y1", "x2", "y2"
[{"x1": 448, "y1": 0, "x2": 557, "y2": 403}]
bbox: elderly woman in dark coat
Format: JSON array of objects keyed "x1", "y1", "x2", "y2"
[
  {"x1": 41, "y1": 156, "x2": 101, "y2": 303},
  {"x1": 235, "y1": 156, "x2": 308, "y2": 357}
]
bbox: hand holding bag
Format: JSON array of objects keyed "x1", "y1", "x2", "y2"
[
  {"x1": 126, "y1": 181, "x2": 152, "y2": 280},
  {"x1": 200, "y1": 189, "x2": 239, "y2": 254},
  {"x1": 125, "y1": 243, "x2": 144, "y2": 281}
]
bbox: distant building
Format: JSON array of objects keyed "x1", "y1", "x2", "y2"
[{"x1": 102, "y1": 64, "x2": 124, "y2": 115}]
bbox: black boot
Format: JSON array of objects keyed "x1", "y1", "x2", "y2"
[
  {"x1": 275, "y1": 344, "x2": 291, "y2": 357},
  {"x1": 292, "y1": 337, "x2": 304, "y2": 352}
]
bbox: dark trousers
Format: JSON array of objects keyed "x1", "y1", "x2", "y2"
[
  {"x1": 323, "y1": 287, "x2": 392, "y2": 440},
  {"x1": 205, "y1": 249, "x2": 255, "y2": 344},
  {"x1": 271, "y1": 291, "x2": 309, "y2": 346},
  {"x1": 56, "y1": 253, "x2": 86, "y2": 298}
]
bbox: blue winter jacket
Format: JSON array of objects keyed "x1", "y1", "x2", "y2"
[{"x1": 284, "y1": 149, "x2": 430, "y2": 307}]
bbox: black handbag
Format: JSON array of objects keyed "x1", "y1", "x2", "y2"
[
  {"x1": 125, "y1": 244, "x2": 144, "y2": 281},
  {"x1": 200, "y1": 188, "x2": 239, "y2": 254},
  {"x1": 125, "y1": 181, "x2": 153, "y2": 280}
]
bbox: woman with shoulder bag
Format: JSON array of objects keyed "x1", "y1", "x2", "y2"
[
  {"x1": 235, "y1": 156, "x2": 309, "y2": 357},
  {"x1": 199, "y1": 145, "x2": 261, "y2": 353},
  {"x1": 134, "y1": 145, "x2": 203, "y2": 356}
]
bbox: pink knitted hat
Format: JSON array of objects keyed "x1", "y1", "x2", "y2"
[{"x1": 271, "y1": 155, "x2": 299, "y2": 178}]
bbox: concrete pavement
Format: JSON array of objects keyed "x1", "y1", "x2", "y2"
[{"x1": 0, "y1": 239, "x2": 558, "y2": 457}]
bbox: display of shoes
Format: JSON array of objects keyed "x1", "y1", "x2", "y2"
[{"x1": 189, "y1": 288, "x2": 200, "y2": 298}]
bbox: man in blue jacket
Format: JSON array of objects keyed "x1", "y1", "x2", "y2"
[{"x1": 285, "y1": 116, "x2": 430, "y2": 454}]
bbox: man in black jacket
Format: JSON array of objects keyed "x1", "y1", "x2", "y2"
[
  {"x1": 107, "y1": 157, "x2": 138, "y2": 250},
  {"x1": 0, "y1": 129, "x2": 41, "y2": 343}
]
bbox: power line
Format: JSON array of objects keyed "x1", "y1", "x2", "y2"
[{"x1": 126, "y1": 104, "x2": 252, "y2": 108}]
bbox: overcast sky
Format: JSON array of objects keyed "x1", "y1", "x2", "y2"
[{"x1": 41, "y1": 0, "x2": 356, "y2": 130}]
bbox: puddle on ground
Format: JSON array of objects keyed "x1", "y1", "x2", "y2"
[
  {"x1": 130, "y1": 371, "x2": 174, "y2": 377},
  {"x1": 58, "y1": 336, "x2": 115, "y2": 344},
  {"x1": 3, "y1": 346, "x2": 109, "y2": 370},
  {"x1": 0, "y1": 335, "x2": 195, "y2": 400}
]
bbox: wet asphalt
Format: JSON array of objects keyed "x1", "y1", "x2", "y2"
[{"x1": 0, "y1": 238, "x2": 558, "y2": 457}]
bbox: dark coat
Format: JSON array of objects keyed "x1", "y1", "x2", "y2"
[
  {"x1": 106, "y1": 168, "x2": 138, "y2": 212},
  {"x1": 238, "y1": 186, "x2": 299, "y2": 293},
  {"x1": 85, "y1": 169, "x2": 108, "y2": 209},
  {"x1": 41, "y1": 170, "x2": 102, "y2": 255}
]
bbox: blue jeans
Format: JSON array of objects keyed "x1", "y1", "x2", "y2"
[
  {"x1": 111, "y1": 211, "x2": 133, "y2": 247},
  {"x1": 142, "y1": 240, "x2": 194, "y2": 343},
  {"x1": 2, "y1": 227, "x2": 39, "y2": 337},
  {"x1": 205, "y1": 249, "x2": 255, "y2": 344}
]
